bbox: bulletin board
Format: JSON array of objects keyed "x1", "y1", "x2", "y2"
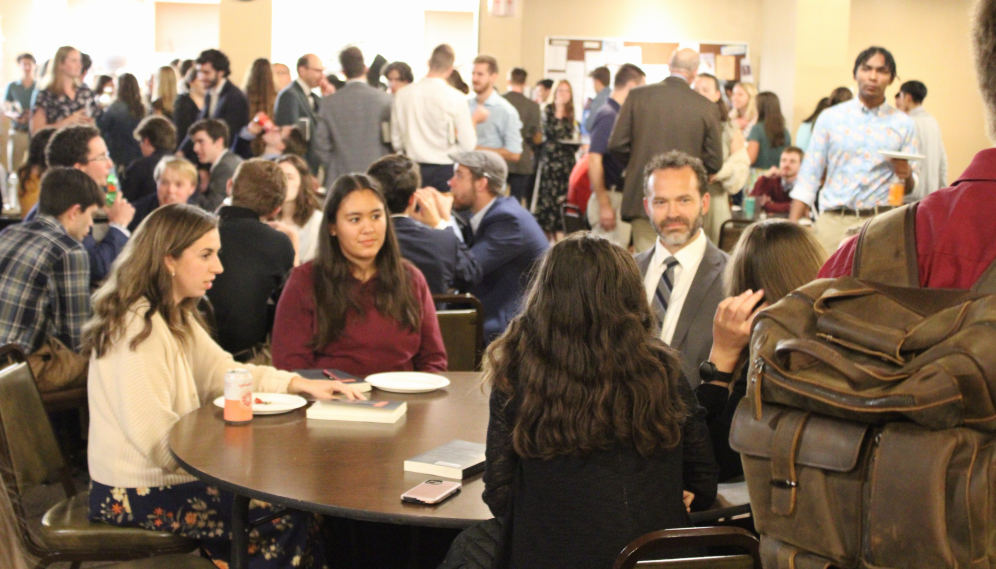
[{"x1": 542, "y1": 37, "x2": 751, "y2": 123}]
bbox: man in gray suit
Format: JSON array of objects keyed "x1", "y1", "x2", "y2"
[
  {"x1": 273, "y1": 53, "x2": 324, "y2": 173},
  {"x1": 314, "y1": 46, "x2": 392, "y2": 184},
  {"x1": 608, "y1": 48, "x2": 723, "y2": 251},
  {"x1": 189, "y1": 119, "x2": 242, "y2": 212},
  {"x1": 635, "y1": 150, "x2": 727, "y2": 389}
]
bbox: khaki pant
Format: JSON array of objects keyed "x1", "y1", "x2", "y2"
[
  {"x1": 814, "y1": 211, "x2": 873, "y2": 255},
  {"x1": 630, "y1": 218, "x2": 658, "y2": 252},
  {"x1": 8, "y1": 130, "x2": 28, "y2": 174}
]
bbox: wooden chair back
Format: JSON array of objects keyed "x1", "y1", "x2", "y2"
[
  {"x1": 612, "y1": 526, "x2": 761, "y2": 569},
  {"x1": 433, "y1": 294, "x2": 485, "y2": 371}
]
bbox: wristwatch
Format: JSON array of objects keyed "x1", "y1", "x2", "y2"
[{"x1": 699, "y1": 361, "x2": 734, "y2": 384}]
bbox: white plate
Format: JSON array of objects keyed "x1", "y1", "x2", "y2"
[
  {"x1": 365, "y1": 372, "x2": 451, "y2": 394},
  {"x1": 879, "y1": 150, "x2": 926, "y2": 161},
  {"x1": 212, "y1": 393, "x2": 308, "y2": 415}
]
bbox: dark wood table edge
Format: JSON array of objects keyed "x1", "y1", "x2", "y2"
[{"x1": 168, "y1": 431, "x2": 487, "y2": 530}]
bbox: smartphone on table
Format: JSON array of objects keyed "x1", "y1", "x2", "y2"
[{"x1": 401, "y1": 480, "x2": 461, "y2": 505}]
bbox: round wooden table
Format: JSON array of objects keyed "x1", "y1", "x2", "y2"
[{"x1": 169, "y1": 371, "x2": 492, "y2": 569}]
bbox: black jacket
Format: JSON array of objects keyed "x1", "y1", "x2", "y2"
[
  {"x1": 205, "y1": 206, "x2": 295, "y2": 354},
  {"x1": 393, "y1": 216, "x2": 481, "y2": 295},
  {"x1": 177, "y1": 80, "x2": 250, "y2": 159},
  {"x1": 694, "y1": 359, "x2": 748, "y2": 482},
  {"x1": 121, "y1": 149, "x2": 169, "y2": 203}
]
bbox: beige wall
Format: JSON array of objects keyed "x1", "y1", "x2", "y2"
[
  {"x1": 156, "y1": 2, "x2": 220, "y2": 55},
  {"x1": 218, "y1": 0, "x2": 271, "y2": 88},
  {"x1": 480, "y1": 0, "x2": 764, "y2": 93},
  {"x1": 849, "y1": 0, "x2": 987, "y2": 181}
]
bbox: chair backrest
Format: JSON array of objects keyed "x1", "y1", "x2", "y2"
[
  {"x1": 612, "y1": 526, "x2": 761, "y2": 569},
  {"x1": 0, "y1": 344, "x2": 71, "y2": 495},
  {"x1": 432, "y1": 294, "x2": 485, "y2": 371},
  {"x1": 718, "y1": 219, "x2": 752, "y2": 253},
  {"x1": 561, "y1": 203, "x2": 586, "y2": 235}
]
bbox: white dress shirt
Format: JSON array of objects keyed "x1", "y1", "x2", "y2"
[
  {"x1": 908, "y1": 106, "x2": 948, "y2": 200},
  {"x1": 391, "y1": 77, "x2": 477, "y2": 164},
  {"x1": 208, "y1": 78, "x2": 227, "y2": 117},
  {"x1": 643, "y1": 229, "x2": 708, "y2": 344}
]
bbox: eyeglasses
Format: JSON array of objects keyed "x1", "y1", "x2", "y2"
[{"x1": 86, "y1": 152, "x2": 111, "y2": 163}]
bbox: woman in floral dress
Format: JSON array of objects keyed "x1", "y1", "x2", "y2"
[
  {"x1": 83, "y1": 204, "x2": 364, "y2": 569},
  {"x1": 30, "y1": 46, "x2": 99, "y2": 134},
  {"x1": 533, "y1": 80, "x2": 577, "y2": 239}
]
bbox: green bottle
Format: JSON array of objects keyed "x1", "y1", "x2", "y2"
[{"x1": 105, "y1": 171, "x2": 119, "y2": 207}]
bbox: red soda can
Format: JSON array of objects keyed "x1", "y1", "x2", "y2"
[
  {"x1": 224, "y1": 369, "x2": 253, "y2": 425},
  {"x1": 255, "y1": 112, "x2": 276, "y2": 132}
]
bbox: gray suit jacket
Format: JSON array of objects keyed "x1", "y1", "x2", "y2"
[
  {"x1": 196, "y1": 151, "x2": 242, "y2": 212},
  {"x1": 273, "y1": 81, "x2": 320, "y2": 172},
  {"x1": 608, "y1": 76, "x2": 724, "y2": 221},
  {"x1": 314, "y1": 81, "x2": 393, "y2": 183},
  {"x1": 635, "y1": 238, "x2": 728, "y2": 389}
]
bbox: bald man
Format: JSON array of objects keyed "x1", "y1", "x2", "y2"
[
  {"x1": 272, "y1": 63, "x2": 292, "y2": 91},
  {"x1": 608, "y1": 48, "x2": 723, "y2": 251},
  {"x1": 274, "y1": 53, "x2": 323, "y2": 172}
]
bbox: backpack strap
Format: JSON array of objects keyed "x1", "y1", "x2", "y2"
[{"x1": 851, "y1": 203, "x2": 919, "y2": 288}]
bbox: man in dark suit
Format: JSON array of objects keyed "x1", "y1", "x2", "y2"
[
  {"x1": 608, "y1": 48, "x2": 723, "y2": 252},
  {"x1": 413, "y1": 150, "x2": 549, "y2": 342},
  {"x1": 503, "y1": 67, "x2": 542, "y2": 206},
  {"x1": 178, "y1": 49, "x2": 250, "y2": 160},
  {"x1": 189, "y1": 119, "x2": 242, "y2": 212},
  {"x1": 366, "y1": 154, "x2": 481, "y2": 294},
  {"x1": 314, "y1": 47, "x2": 393, "y2": 184},
  {"x1": 635, "y1": 150, "x2": 727, "y2": 389},
  {"x1": 206, "y1": 159, "x2": 295, "y2": 360},
  {"x1": 121, "y1": 115, "x2": 175, "y2": 203},
  {"x1": 274, "y1": 53, "x2": 323, "y2": 173}
]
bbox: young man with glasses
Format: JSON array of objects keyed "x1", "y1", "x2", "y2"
[{"x1": 24, "y1": 125, "x2": 135, "y2": 282}]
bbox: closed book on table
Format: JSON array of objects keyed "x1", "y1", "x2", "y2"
[
  {"x1": 307, "y1": 399, "x2": 407, "y2": 423},
  {"x1": 295, "y1": 369, "x2": 372, "y2": 393},
  {"x1": 404, "y1": 440, "x2": 486, "y2": 479}
]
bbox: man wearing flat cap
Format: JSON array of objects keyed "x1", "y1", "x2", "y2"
[{"x1": 412, "y1": 150, "x2": 548, "y2": 343}]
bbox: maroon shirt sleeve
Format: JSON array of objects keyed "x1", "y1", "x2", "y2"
[
  {"x1": 817, "y1": 235, "x2": 858, "y2": 279},
  {"x1": 408, "y1": 265, "x2": 448, "y2": 372},
  {"x1": 271, "y1": 263, "x2": 317, "y2": 371},
  {"x1": 751, "y1": 176, "x2": 793, "y2": 213}
]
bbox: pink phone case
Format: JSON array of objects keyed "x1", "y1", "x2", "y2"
[{"x1": 401, "y1": 479, "x2": 462, "y2": 504}]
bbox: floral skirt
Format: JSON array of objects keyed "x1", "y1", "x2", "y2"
[{"x1": 89, "y1": 480, "x2": 327, "y2": 569}]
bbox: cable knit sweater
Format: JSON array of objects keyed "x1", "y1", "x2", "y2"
[{"x1": 87, "y1": 300, "x2": 297, "y2": 488}]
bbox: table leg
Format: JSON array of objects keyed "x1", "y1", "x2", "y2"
[{"x1": 230, "y1": 494, "x2": 250, "y2": 569}]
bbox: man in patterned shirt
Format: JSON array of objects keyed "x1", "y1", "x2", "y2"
[
  {"x1": 788, "y1": 46, "x2": 920, "y2": 254},
  {"x1": 0, "y1": 167, "x2": 102, "y2": 355}
]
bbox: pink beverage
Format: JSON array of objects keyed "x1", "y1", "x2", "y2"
[{"x1": 224, "y1": 369, "x2": 253, "y2": 425}]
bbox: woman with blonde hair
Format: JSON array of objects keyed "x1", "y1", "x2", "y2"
[
  {"x1": 695, "y1": 219, "x2": 827, "y2": 481},
  {"x1": 84, "y1": 204, "x2": 362, "y2": 568},
  {"x1": 728, "y1": 81, "x2": 758, "y2": 138},
  {"x1": 150, "y1": 65, "x2": 177, "y2": 118},
  {"x1": 30, "y1": 46, "x2": 98, "y2": 133}
]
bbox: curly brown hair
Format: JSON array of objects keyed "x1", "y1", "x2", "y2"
[
  {"x1": 485, "y1": 233, "x2": 687, "y2": 460},
  {"x1": 276, "y1": 154, "x2": 321, "y2": 227}
]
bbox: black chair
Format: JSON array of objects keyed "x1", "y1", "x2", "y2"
[
  {"x1": 718, "y1": 219, "x2": 753, "y2": 253},
  {"x1": 432, "y1": 294, "x2": 485, "y2": 371},
  {"x1": 561, "y1": 203, "x2": 588, "y2": 235},
  {"x1": 612, "y1": 526, "x2": 761, "y2": 569},
  {"x1": 0, "y1": 344, "x2": 199, "y2": 568}
]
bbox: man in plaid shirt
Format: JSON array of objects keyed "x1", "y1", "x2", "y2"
[{"x1": 0, "y1": 167, "x2": 103, "y2": 353}]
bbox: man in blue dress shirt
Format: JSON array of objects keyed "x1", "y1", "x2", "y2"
[
  {"x1": 789, "y1": 46, "x2": 920, "y2": 253},
  {"x1": 468, "y1": 55, "x2": 523, "y2": 171}
]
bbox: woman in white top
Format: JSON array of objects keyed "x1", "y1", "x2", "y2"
[
  {"x1": 276, "y1": 154, "x2": 323, "y2": 263},
  {"x1": 84, "y1": 204, "x2": 362, "y2": 569}
]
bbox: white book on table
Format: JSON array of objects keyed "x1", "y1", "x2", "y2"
[{"x1": 404, "y1": 440, "x2": 486, "y2": 479}]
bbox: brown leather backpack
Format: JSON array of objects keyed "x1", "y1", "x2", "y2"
[{"x1": 731, "y1": 203, "x2": 996, "y2": 569}]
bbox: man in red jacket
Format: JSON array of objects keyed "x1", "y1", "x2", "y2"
[
  {"x1": 749, "y1": 146, "x2": 803, "y2": 215},
  {"x1": 819, "y1": 0, "x2": 996, "y2": 289}
]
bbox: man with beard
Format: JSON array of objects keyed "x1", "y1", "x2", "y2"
[{"x1": 636, "y1": 150, "x2": 728, "y2": 388}]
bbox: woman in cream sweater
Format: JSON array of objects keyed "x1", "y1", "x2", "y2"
[{"x1": 83, "y1": 204, "x2": 362, "y2": 569}]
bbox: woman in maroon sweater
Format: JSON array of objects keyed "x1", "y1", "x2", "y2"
[{"x1": 271, "y1": 174, "x2": 447, "y2": 375}]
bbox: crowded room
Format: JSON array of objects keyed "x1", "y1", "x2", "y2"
[{"x1": 0, "y1": 0, "x2": 993, "y2": 567}]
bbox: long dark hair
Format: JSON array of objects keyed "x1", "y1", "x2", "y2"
[
  {"x1": 802, "y1": 97, "x2": 830, "y2": 124},
  {"x1": 243, "y1": 58, "x2": 277, "y2": 156},
  {"x1": 485, "y1": 233, "x2": 687, "y2": 460},
  {"x1": 18, "y1": 128, "x2": 56, "y2": 201},
  {"x1": 756, "y1": 91, "x2": 786, "y2": 147},
  {"x1": 116, "y1": 74, "x2": 145, "y2": 120},
  {"x1": 311, "y1": 175, "x2": 421, "y2": 348}
]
